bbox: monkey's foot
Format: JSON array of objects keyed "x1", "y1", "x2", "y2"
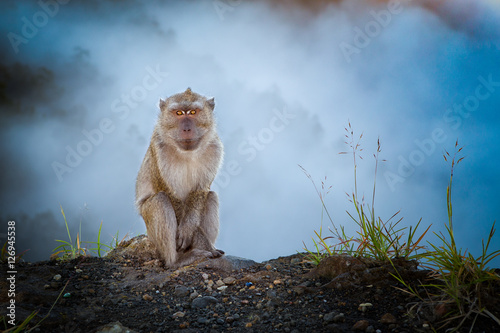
[{"x1": 210, "y1": 248, "x2": 224, "y2": 258}]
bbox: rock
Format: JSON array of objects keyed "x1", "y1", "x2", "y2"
[
  {"x1": 197, "y1": 255, "x2": 258, "y2": 272},
  {"x1": 216, "y1": 279, "x2": 225, "y2": 287},
  {"x1": 323, "y1": 311, "x2": 336, "y2": 322},
  {"x1": 94, "y1": 321, "x2": 137, "y2": 333},
  {"x1": 53, "y1": 274, "x2": 62, "y2": 281},
  {"x1": 189, "y1": 290, "x2": 199, "y2": 299},
  {"x1": 191, "y1": 296, "x2": 218, "y2": 308},
  {"x1": 223, "y1": 276, "x2": 236, "y2": 285},
  {"x1": 172, "y1": 311, "x2": 185, "y2": 318},
  {"x1": 358, "y1": 303, "x2": 373, "y2": 312},
  {"x1": 217, "y1": 285, "x2": 228, "y2": 291},
  {"x1": 266, "y1": 289, "x2": 278, "y2": 300},
  {"x1": 366, "y1": 325, "x2": 375, "y2": 333},
  {"x1": 333, "y1": 313, "x2": 345, "y2": 323},
  {"x1": 352, "y1": 319, "x2": 369, "y2": 331},
  {"x1": 142, "y1": 294, "x2": 153, "y2": 301},
  {"x1": 197, "y1": 317, "x2": 209, "y2": 324},
  {"x1": 174, "y1": 285, "x2": 190, "y2": 297},
  {"x1": 202, "y1": 273, "x2": 209, "y2": 280},
  {"x1": 380, "y1": 313, "x2": 397, "y2": 324}
]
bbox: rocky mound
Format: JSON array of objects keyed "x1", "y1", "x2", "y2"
[{"x1": 1, "y1": 235, "x2": 498, "y2": 332}]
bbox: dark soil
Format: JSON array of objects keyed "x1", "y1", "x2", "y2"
[{"x1": 1, "y1": 236, "x2": 499, "y2": 333}]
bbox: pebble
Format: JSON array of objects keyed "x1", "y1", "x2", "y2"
[
  {"x1": 323, "y1": 311, "x2": 336, "y2": 322},
  {"x1": 333, "y1": 313, "x2": 345, "y2": 323},
  {"x1": 75, "y1": 269, "x2": 83, "y2": 274},
  {"x1": 358, "y1": 303, "x2": 373, "y2": 312},
  {"x1": 142, "y1": 294, "x2": 153, "y2": 301},
  {"x1": 189, "y1": 291, "x2": 199, "y2": 299},
  {"x1": 191, "y1": 296, "x2": 218, "y2": 308},
  {"x1": 290, "y1": 258, "x2": 301, "y2": 264},
  {"x1": 380, "y1": 313, "x2": 397, "y2": 324},
  {"x1": 216, "y1": 279, "x2": 225, "y2": 287},
  {"x1": 265, "y1": 264, "x2": 272, "y2": 270},
  {"x1": 197, "y1": 317, "x2": 209, "y2": 324},
  {"x1": 366, "y1": 325, "x2": 375, "y2": 333},
  {"x1": 217, "y1": 285, "x2": 228, "y2": 291},
  {"x1": 352, "y1": 319, "x2": 369, "y2": 331},
  {"x1": 273, "y1": 279, "x2": 282, "y2": 285},
  {"x1": 223, "y1": 276, "x2": 236, "y2": 285},
  {"x1": 174, "y1": 285, "x2": 190, "y2": 297},
  {"x1": 53, "y1": 274, "x2": 62, "y2": 281},
  {"x1": 172, "y1": 311, "x2": 185, "y2": 318},
  {"x1": 202, "y1": 273, "x2": 209, "y2": 280}
]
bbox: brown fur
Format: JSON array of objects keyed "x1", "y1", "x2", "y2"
[{"x1": 136, "y1": 88, "x2": 224, "y2": 268}]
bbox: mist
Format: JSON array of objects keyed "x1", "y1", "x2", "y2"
[{"x1": 1, "y1": 0, "x2": 499, "y2": 267}]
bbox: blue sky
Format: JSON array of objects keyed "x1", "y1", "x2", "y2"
[{"x1": 1, "y1": 0, "x2": 499, "y2": 267}]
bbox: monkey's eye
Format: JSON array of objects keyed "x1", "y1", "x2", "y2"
[
  {"x1": 188, "y1": 110, "x2": 196, "y2": 115},
  {"x1": 175, "y1": 111, "x2": 184, "y2": 116}
]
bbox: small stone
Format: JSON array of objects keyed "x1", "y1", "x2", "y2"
[
  {"x1": 265, "y1": 264, "x2": 272, "y2": 270},
  {"x1": 174, "y1": 285, "x2": 190, "y2": 297},
  {"x1": 172, "y1": 311, "x2": 185, "y2": 318},
  {"x1": 53, "y1": 274, "x2": 62, "y2": 281},
  {"x1": 323, "y1": 311, "x2": 336, "y2": 322},
  {"x1": 380, "y1": 313, "x2": 397, "y2": 324},
  {"x1": 245, "y1": 322, "x2": 253, "y2": 328},
  {"x1": 248, "y1": 285, "x2": 255, "y2": 290},
  {"x1": 75, "y1": 269, "x2": 83, "y2": 274},
  {"x1": 291, "y1": 258, "x2": 301, "y2": 264},
  {"x1": 223, "y1": 276, "x2": 236, "y2": 285},
  {"x1": 352, "y1": 319, "x2": 369, "y2": 331},
  {"x1": 266, "y1": 290, "x2": 277, "y2": 300},
  {"x1": 358, "y1": 303, "x2": 373, "y2": 312},
  {"x1": 216, "y1": 279, "x2": 225, "y2": 287},
  {"x1": 273, "y1": 279, "x2": 282, "y2": 285},
  {"x1": 179, "y1": 322, "x2": 189, "y2": 329},
  {"x1": 217, "y1": 285, "x2": 228, "y2": 291},
  {"x1": 197, "y1": 317, "x2": 209, "y2": 324},
  {"x1": 190, "y1": 291, "x2": 199, "y2": 299},
  {"x1": 44, "y1": 284, "x2": 50, "y2": 289},
  {"x1": 333, "y1": 313, "x2": 345, "y2": 323},
  {"x1": 202, "y1": 273, "x2": 209, "y2": 280},
  {"x1": 142, "y1": 294, "x2": 153, "y2": 301},
  {"x1": 366, "y1": 325, "x2": 375, "y2": 333},
  {"x1": 192, "y1": 296, "x2": 218, "y2": 308}
]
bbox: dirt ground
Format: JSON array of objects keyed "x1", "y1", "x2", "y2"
[{"x1": 1, "y1": 236, "x2": 499, "y2": 333}]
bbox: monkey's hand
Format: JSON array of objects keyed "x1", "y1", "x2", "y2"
[{"x1": 176, "y1": 224, "x2": 194, "y2": 252}]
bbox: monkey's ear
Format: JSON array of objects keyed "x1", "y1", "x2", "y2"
[
  {"x1": 159, "y1": 99, "x2": 167, "y2": 111},
  {"x1": 206, "y1": 97, "x2": 215, "y2": 110}
]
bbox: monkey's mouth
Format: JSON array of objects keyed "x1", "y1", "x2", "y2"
[{"x1": 178, "y1": 138, "x2": 201, "y2": 151}]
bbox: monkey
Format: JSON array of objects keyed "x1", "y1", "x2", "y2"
[{"x1": 135, "y1": 88, "x2": 224, "y2": 268}]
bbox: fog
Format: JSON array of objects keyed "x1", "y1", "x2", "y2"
[{"x1": 1, "y1": 0, "x2": 499, "y2": 267}]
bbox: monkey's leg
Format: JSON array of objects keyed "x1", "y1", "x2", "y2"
[
  {"x1": 140, "y1": 192, "x2": 178, "y2": 266},
  {"x1": 195, "y1": 191, "x2": 224, "y2": 257}
]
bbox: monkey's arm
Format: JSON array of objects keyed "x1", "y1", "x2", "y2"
[{"x1": 176, "y1": 190, "x2": 208, "y2": 251}]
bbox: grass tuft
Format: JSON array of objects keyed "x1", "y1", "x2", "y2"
[
  {"x1": 302, "y1": 122, "x2": 428, "y2": 263},
  {"x1": 52, "y1": 205, "x2": 120, "y2": 261}
]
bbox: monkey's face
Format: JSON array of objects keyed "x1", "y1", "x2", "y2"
[{"x1": 159, "y1": 89, "x2": 216, "y2": 151}]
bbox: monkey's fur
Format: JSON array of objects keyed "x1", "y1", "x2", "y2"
[{"x1": 135, "y1": 88, "x2": 224, "y2": 268}]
